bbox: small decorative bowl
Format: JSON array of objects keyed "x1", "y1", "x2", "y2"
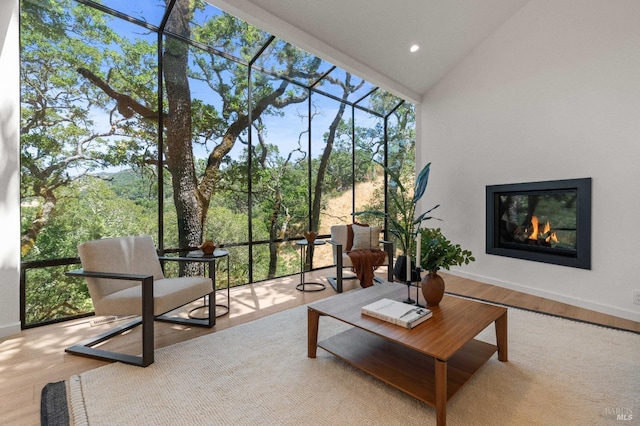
[
  {"x1": 200, "y1": 240, "x2": 216, "y2": 255},
  {"x1": 303, "y1": 231, "x2": 317, "y2": 244}
]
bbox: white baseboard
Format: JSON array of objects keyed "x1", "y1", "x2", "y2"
[
  {"x1": 0, "y1": 321, "x2": 21, "y2": 340},
  {"x1": 446, "y1": 269, "x2": 640, "y2": 324}
]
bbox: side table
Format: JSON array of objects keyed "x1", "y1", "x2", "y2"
[
  {"x1": 296, "y1": 239, "x2": 326, "y2": 292},
  {"x1": 161, "y1": 249, "x2": 230, "y2": 324}
]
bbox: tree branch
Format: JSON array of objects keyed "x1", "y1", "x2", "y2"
[{"x1": 77, "y1": 67, "x2": 160, "y2": 120}]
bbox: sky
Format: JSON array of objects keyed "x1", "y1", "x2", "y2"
[{"x1": 57, "y1": 0, "x2": 402, "y2": 174}]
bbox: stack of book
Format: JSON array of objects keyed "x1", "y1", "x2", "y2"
[{"x1": 361, "y1": 298, "x2": 432, "y2": 329}]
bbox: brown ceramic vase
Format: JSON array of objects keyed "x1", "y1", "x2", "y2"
[
  {"x1": 200, "y1": 240, "x2": 216, "y2": 255},
  {"x1": 303, "y1": 231, "x2": 317, "y2": 244},
  {"x1": 421, "y1": 271, "x2": 445, "y2": 306}
]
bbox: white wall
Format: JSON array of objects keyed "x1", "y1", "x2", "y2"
[
  {"x1": 0, "y1": 0, "x2": 21, "y2": 338},
  {"x1": 419, "y1": 0, "x2": 640, "y2": 322}
]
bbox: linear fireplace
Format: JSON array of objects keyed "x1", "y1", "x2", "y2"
[{"x1": 486, "y1": 178, "x2": 591, "y2": 269}]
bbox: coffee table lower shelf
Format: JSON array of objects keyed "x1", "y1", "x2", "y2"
[{"x1": 317, "y1": 327, "x2": 497, "y2": 405}]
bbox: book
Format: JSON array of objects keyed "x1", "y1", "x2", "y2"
[{"x1": 361, "y1": 298, "x2": 432, "y2": 329}]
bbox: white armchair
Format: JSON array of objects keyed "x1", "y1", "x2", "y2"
[
  {"x1": 327, "y1": 224, "x2": 393, "y2": 293},
  {"x1": 65, "y1": 235, "x2": 215, "y2": 366}
]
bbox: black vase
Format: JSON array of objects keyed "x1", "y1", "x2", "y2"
[{"x1": 393, "y1": 255, "x2": 419, "y2": 282}]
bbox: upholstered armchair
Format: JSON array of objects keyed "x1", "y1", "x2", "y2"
[
  {"x1": 327, "y1": 224, "x2": 393, "y2": 293},
  {"x1": 65, "y1": 235, "x2": 215, "y2": 367}
]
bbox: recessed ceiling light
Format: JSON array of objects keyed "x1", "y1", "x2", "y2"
[{"x1": 410, "y1": 44, "x2": 420, "y2": 53}]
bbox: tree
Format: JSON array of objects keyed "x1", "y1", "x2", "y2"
[
  {"x1": 307, "y1": 74, "x2": 364, "y2": 266},
  {"x1": 76, "y1": 3, "x2": 328, "y2": 268},
  {"x1": 19, "y1": 0, "x2": 149, "y2": 256}
]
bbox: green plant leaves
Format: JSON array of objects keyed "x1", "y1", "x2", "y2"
[
  {"x1": 354, "y1": 161, "x2": 439, "y2": 255},
  {"x1": 413, "y1": 204, "x2": 440, "y2": 225},
  {"x1": 419, "y1": 227, "x2": 475, "y2": 273},
  {"x1": 412, "y1": 162, "x2": 431, "y2": 203}
]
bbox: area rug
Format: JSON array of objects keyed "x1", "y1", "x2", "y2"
[{"x1": 56, "y1": 302, "x2": 638, "y2": 425}]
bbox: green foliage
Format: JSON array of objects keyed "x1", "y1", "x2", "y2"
[
  {"x1": 23, "y1": 175, "x2": 157, "y2": 324},
  {"x1": 25, "y1": 265, "x2": 93, "y2": 324},
  {"x1": 419, "y1": 228, "x2": 475, "y2": 274},
  {"x1": 22, "y1": 176, "x2": 156, "y2": 261},
  {"x1": 355, "y1": 162, "x2": 439, "y2": 255},
  {"x1": 20, "y1": 1, "x2": 143, "y2": 180}
]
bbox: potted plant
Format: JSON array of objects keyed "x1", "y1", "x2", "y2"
[
  {"x1": 354, "y1": 162, "x2": 439, "y2": 282},
  {"x1": 419, "y1": 227, "x2": 475, "y2": 305}
]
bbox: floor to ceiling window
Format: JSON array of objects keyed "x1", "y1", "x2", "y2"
[{"x1": 19, "y1": 0, "x2": 415, "y2": 327}]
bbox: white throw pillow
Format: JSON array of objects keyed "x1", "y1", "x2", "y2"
[{"x1": 351, "y1": 224, "x2": 372, "y2": 251}]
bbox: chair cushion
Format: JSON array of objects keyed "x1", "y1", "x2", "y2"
[{"x1": 94, "y1": 276, "x2": 213, "y2": 317}]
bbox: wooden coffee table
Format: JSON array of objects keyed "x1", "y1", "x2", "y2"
[{"x1": 307, "y1": 282, "x2": 508, "y2": 426}]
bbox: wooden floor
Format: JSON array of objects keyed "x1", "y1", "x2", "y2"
[{"x1": 1, "y1": 268, "x2": 638, "y2": 425}]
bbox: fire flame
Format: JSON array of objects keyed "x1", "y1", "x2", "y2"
[
  {"x1": 528, "y1": 216, "x2": 559, "y2": 243},
  {"x1": 528, "y1": 216, "x2": 539, "y2": 240}
]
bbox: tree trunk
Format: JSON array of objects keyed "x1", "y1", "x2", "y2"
[
  {"x1": 163, "y1": 0, "x2": 202, "y2": 275},
  {"x1": 21, "y1": 188, "x2": 57, "y2": 256},
  {"x1": 267, "y1": 190, "x2": 283, "y2": 278},
  {"x1": 309, "y1": 81, "x2": 349, "y2": 267}
]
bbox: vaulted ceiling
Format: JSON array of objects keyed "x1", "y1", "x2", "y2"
[{"x1": 210, "y1": 0, "x2": 531, "y2": 102}]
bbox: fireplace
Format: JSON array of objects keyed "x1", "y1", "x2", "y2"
[{"x1": 486, "y1": 178, "x2": 591, "y2": 269}]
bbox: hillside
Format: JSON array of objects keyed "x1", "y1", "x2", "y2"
[{"x1": 318, "y1": 179, "x2": 384, "y2": 235}]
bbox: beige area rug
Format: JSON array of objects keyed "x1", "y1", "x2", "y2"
[{"x1": 68, "y1": 302, "x2": 639, "y2": 426}]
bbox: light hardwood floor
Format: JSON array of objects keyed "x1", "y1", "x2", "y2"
[{"x1": 1, "y1": 268, "x2": 638, "y2": 425}]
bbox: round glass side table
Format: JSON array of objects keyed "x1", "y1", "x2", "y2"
[
  {"x1": 295, "y1": 239, "x2": 326, "y2": 292},
  {"x1": 175, "y1": 249, "x2": 231, "y2": 320}
]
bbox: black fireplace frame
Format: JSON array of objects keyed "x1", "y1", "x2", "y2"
[{"x1": 486, "y1": 178, "x2": 591, "y2": 269}]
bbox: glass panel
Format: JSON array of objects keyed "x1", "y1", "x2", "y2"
[
  {"x1": 310, "y1": 92, "x2": 347, "y2": 269},
  {"x1": 249, "y1": 243, "x2": 268, "y2": 283},
  {"x1": 226, "y1": 246, "x2": 249, "y2": 287},
  {"x1": 310, "y1": 93, "x2": 351, "y2": 224},
  {"x1": 253, "y1": 38, "x2": 333, "y2": 86},
  {"x1": 161, "y1": 24, "x2": 252, "y2": 279},
  {"x1": 353, "y1": 109, "x2": 385, "y2": 224},
  {"x1": 369, "y1": 91, "x2": 406, "y2": 117},
  {"x1": 283, "y1": 240, "x2": 301, "y2": 275},
  {"x1": 497, "y1": 192, "x2": 578, "y2": 252},
  {"x1": 250, "y1": 242, "x2": 297, "y2": 282},
  {"x1": 249, "y1": 69, "x2": 309, "y2": 280},
  {"x1": 25, "y1": 265, "x2": 92, "y2": 326},
  {"x1": 311, "y1": 243, "x2": 333, "y2": 270},
  {"x1": 161, "y1": 33, "x2": 200, "y2": 253},
  {"x1": 385, "y1": 103, "x2": 416, "y2": 256},
  {"x1": 20, "y1": 1, "x2": 161, "y2": 322},
  {"x1": 20, "y1": 1, "x2": 160, "y2": 257},
  {"x1": 181, "y1": 4, "x2": 274, "y2": 62},
  {"x1": 315, "y1": 67, "x2": 377, "y2": 106},
  {"x1": 386, "y1": 102, "x2": 415, "y2": 176},
  {"x1": 192, "y1": 40, "x2": 251, "y2": 257},
  {"x1": 95, "y1": 0, "x2": 167, "y2": 26}
]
